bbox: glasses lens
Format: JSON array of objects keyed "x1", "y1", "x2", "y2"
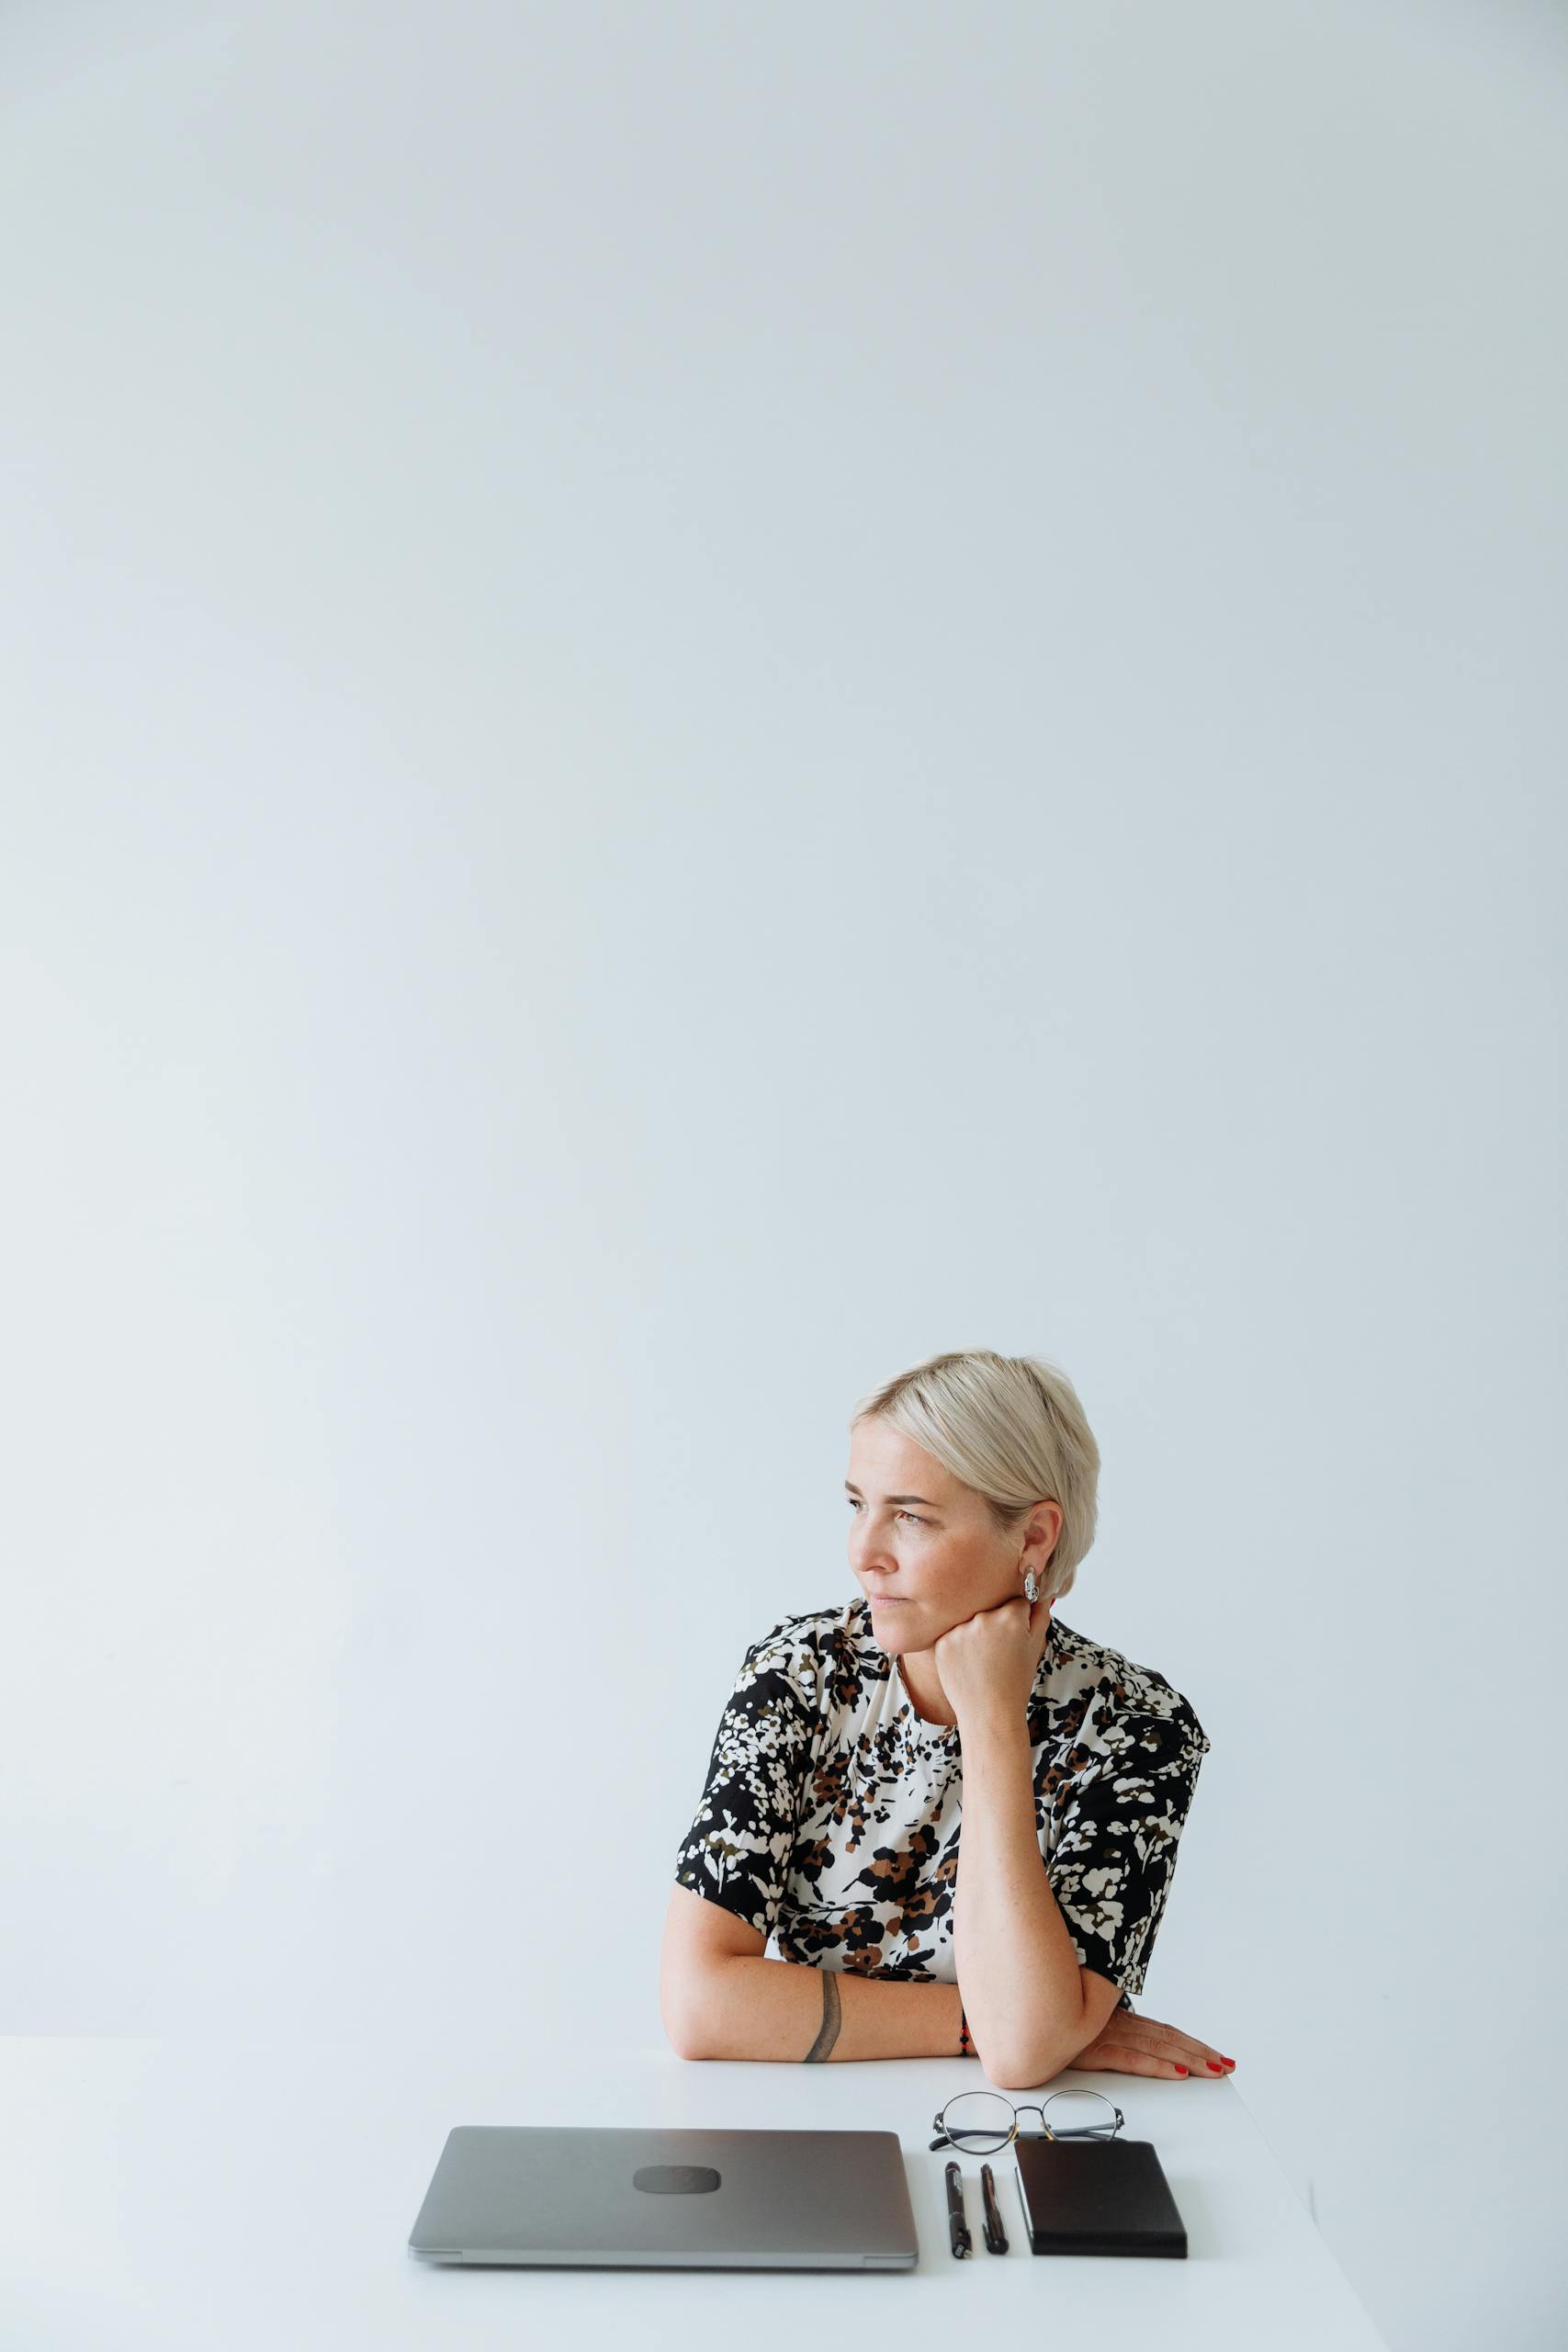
[
  {"x1": 941, "y1": 2092, "x2": 1014, "y2": 2151},
  {"x1": 1043, "y1": 2088, "x2": 1119, "y2": 2138}
]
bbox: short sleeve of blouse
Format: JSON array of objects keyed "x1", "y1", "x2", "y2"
[
  {"x1": 672, "y1": 1619, "x2": 821, "y2": 1938},
  {"x1": 1044, "y1": 1701, "x2": 1211, "y2": 2002}
]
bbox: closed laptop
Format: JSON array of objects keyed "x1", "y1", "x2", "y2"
[{"x1": 407, "y1": 2124, "x2": 919, "y2": 2270}]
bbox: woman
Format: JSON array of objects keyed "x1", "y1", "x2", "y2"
[{"x1": 659, "y1": 1348, "x2": 1232, "y2": 2091}]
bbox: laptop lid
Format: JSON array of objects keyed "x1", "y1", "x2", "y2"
[{"x1": 407, "y1": 2124, "x2": 919, "y2": 2270}]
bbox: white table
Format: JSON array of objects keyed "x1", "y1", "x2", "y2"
[{"x1": 0, "y1": 2037, "x2": 1387, "y2": 2349}]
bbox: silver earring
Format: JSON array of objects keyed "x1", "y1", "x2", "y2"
[{"x1": 1024, "y1": 1571, "x2": 1039, "y2": 1603}]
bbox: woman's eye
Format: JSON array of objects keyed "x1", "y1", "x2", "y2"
[{"x1": 846, "y1": 1499, "x2": 925, "y2": 1526}]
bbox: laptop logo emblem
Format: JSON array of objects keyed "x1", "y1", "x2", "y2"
[{"x1": 633, "y1": 2164, "x2": 722, "y2": 2195}]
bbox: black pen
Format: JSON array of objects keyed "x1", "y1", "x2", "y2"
[
  {"x1": 979, "y1": 2161, "x2": 1009, "y2": 2254},
  {"x1": 945, "y1": 2160, "x2": 972, "y2": 2257}
]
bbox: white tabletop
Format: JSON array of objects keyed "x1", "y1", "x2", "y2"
[{"x1": 1, "y1": 2036, "x2": 1386, "y2": 2350}]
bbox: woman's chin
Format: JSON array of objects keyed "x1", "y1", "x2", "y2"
[{"x1": 868, "y1": 1604, "x2": 918, "y2": 1651}]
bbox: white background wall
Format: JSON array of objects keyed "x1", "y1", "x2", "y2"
[{"x1": 3, "y1": 4, "x2": 1563, "y2": 2345}]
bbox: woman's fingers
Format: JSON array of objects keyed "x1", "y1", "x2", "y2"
[
  {"x1": 1073, "y1": 2012, "x2": 1237, "y2": 2078},
  {"x1": 1113, "y1": 2011, "x2": 1235, "y2": 2073},
  {"x1": 1076, "y1": 2039, "x2": 1190, "y2": 2077}
]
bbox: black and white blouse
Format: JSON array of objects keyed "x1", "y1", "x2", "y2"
[{"x1": 673, "y1": 1596, "x2": 1210, "y2": 2007}]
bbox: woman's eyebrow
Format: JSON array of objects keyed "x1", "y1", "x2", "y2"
[{"x1": 843, "y1": 1481, "x2": 942, "y2": 1508}]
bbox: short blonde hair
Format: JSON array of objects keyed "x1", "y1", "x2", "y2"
[{"x1": 848, "y1": 1348, "x2": 1100, "y2": 1602}]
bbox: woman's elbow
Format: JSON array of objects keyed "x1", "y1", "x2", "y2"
[
  {"x1": 659, "y1": 1969, "x2": 713, "y2": 2062},
  {"x1": 662, "y1": 2011, "x2": 709, "y2": 2063},
  {"x1": 985, "y1": 2041, "x2": 1071, "y2": 2093}
]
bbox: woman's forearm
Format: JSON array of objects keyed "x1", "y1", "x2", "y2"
[
  {"x1": 676, "y1": 1954, "x2": 965, "y2": 2062},
  {"x1": 952, "y1": 1713, "x2": 1089, "y2": 2086}
]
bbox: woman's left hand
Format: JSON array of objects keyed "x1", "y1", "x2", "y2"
[
  {"x1": 933, "y1": 1592, "x2": 1053, "y2": 1728},
  {"x1": 1069, "y1": 2005, "x2": 1236, "y2": 2080}
]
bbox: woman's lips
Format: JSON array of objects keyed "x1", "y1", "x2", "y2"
[{"x1": 868, "y1": 1594, "x2": 909, "y2": 1605}]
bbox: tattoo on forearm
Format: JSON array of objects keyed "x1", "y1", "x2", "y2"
[{"x1": 804, "y1": 1970, "x2": 841, "y2": 2062}]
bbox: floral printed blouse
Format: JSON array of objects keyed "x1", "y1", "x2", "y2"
[{"x1": 673, "y1": 1596, "x2": 1211, "y2": 2007}]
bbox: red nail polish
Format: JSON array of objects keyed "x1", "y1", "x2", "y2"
[
  {"x1": 1207, "y1": 2060, "x2": 1224, "y2": 2072},
  {"x1": 1174, "y1": 2064, "x2": 1188, "y2": 2075}
]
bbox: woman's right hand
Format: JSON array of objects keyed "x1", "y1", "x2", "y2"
[{"x1": 1069, "y1": 2006, "x2": 1235, "y2": 2079}]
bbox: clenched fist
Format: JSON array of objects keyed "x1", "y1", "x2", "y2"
[{"x1": 932, "y1": 1591, "x2": 1054, "y2": 1729}]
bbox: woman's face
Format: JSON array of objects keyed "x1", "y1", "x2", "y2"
[{"x1": 844, "y1": 1417, "x2": 1061, "y2": 1655}]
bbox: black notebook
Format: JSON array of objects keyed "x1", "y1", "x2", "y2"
[{"x1": 1013, "y1": 2136, "x2": 1188, "y2": 2258}]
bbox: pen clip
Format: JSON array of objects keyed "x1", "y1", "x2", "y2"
[{"x1": 979, "y1": 2162, "x2": 1009, "y2": 2254}]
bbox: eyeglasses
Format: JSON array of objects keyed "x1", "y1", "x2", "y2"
[{"x1": 930, "y1": 2086, "x2": 1125, "y2": 2153}]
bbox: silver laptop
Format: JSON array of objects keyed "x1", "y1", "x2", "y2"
[{"x1": 407, "y1": 2124, "x2": 919, "y2": 2270}]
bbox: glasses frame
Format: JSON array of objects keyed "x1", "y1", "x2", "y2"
[{"x1": 929, "y1": 2086, "x2": 1125, "y2": 2154}]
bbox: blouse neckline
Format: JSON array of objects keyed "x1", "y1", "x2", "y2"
[{"x1": 891, "y1": 1649, "x2": 962, "y2": 1747}]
